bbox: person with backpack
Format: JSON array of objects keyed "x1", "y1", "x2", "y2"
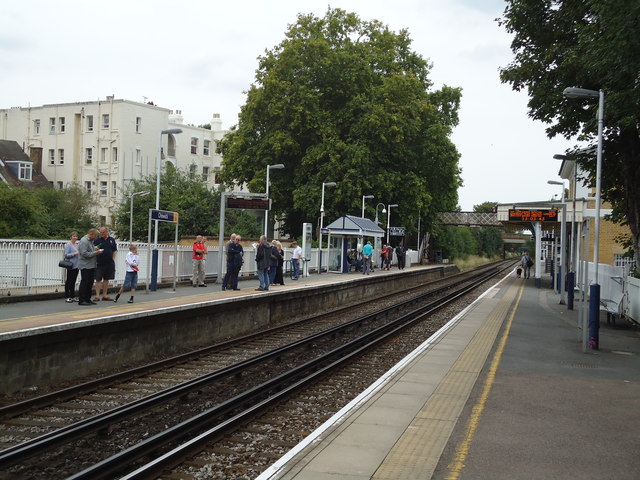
[{"x1": 521, "y1": 252, "x2": 533, "y2": 279}]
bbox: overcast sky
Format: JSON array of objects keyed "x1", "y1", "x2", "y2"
[{"x1": 0, "y1": 0, "x2": 575, "y2": 211}]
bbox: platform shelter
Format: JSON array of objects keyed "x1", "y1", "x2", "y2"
[{"x1": 322, "y1": 215, "x2": 385, "y2": 273}]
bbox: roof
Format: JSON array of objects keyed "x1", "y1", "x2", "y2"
[
  {"x1": 0, "y1": 140, "x2": 50, "y2": 190},
  {"x1": 323, "y1": 215, "x2": 385, "y2": 238}
]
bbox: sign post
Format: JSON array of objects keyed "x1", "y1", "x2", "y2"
[
  {"x1": 218, "y1": 193, "x2": 269, "y2": 284},
  {"x1": 147, "y1": 209, "x2": 180, "y2": 293}
]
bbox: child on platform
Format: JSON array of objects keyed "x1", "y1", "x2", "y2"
[{"x1": 114, "y1": 244, "x2": 139, "y2": 303}]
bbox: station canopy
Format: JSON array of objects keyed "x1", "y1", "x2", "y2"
[{"x1": 323, "y1": 215, "x2": 385, "y2": 238}]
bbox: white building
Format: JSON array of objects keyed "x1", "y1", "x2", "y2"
[{"x1": 0, "y1": 97, "x2": 226, "y2": 225}]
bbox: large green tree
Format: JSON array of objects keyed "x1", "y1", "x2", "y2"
[
  {"x1": 499, "y1": 0, "x2": 640, "y2": 273},
  {"x1": 218, "y1": 8, "x2": 462, "y2": 239},
  {"x1": 0, "y1": 183, "x2": 97, "y2": 239},
  {"x1": 112, "y1": 167, "x2": 261, "y2": 241}
]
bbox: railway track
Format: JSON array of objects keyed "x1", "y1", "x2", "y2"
[{"x1": 0, "y1": 260, "x2": 515, "y2": 479}]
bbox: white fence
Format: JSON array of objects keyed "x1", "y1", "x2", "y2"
[
  {"x1": 627, "y1": 276, "x2": 640, "y2": 323},
  {"x1": 0, "y1": 240, "x2": 419, "y2": 297},
  {"x1": 0, "y1": 240, "x2": 258, "y2": 297}
]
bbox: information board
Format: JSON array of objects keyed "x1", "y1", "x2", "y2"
[
  {"x1": 508, "y1": 209, "x2": 558, "y2": 222},
  {"x1": 388, "y1": 226, "x2": 405, "y2": 236},
  {"x1": 151, "y1": 209, "x2": 179, "y2": 222},
  {"x1": 226, "y1": 197, "x2": 270, "y2": 210}
]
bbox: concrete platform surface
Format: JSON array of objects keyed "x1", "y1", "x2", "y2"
[{"x1": 259, "y1": 272, "x2": 640, "y2": 480}]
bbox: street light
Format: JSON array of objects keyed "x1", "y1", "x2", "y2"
[
  {"x1": 374, "y1": 203, "x2": 386, "y2": 225},
  {"x1": 319, "y1": 182, "x2": 337, "y2": 274},
  {"x1": 361, "y1": 195, "x2": 374, "y2": 218},
  {"x1": 264, "y1": 164, "x2": 285, "y2": 237},
  {"x1": 563, "y1": 86, "x2": 604, "y2": 350},
  {"x1": 554, "y1": 152, "x2": 581, "y2": 310},
  {"x1": 129, "y1": 190, "x2": 150, "y2": 243},
  {"x1": 548, "y1": 180, "x2": 566, "y2": 304},
  {"x1": 155, "y1": 128, "x2": 182, "y2": 246},
  {"x1": 386, "y1": 203, "x2": 399, "y2": 244}
]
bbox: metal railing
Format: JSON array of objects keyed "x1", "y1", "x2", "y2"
[
  {"x1": 0, "y1": 240, "x2": 322, "y2": 297},
  {"x1": 0, "y1": 240, "x2": 421, "y2": 298}
]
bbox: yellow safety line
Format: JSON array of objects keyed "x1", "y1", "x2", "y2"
[{"x1": 445, "y1": 281, "x2": 525, "y2": 479}]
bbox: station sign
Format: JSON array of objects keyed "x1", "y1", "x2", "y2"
[
  {"x1": 508, "y1": 209, "x2": 558, "y2": 222},
  {"x1": 151, "y1": 209, "x2": 179, "y2": 223},
  {"x1": 226, "y1": 197, "x2": 270, "y2": 210}
]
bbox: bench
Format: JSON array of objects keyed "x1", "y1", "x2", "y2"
[{"x1": 600, "y1": 291, "x2": 624, "y2": 326}]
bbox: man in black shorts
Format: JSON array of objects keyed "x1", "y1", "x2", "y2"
[{"x1": 94, "y1": 226, "x2": 117, "y2": 301}]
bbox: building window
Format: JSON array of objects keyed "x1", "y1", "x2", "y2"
[
  {"x1": 99, "y1": 181, "x2": 108, "y2": 196},
  {"x1": 111, "y1": 181, "x2": 117, "y2": 196},
  {"x1": 189, "y1": 164, "x2": 197, "y2": 176},
  {"x1": 190, "y1": 137, "x2": 198, "y2": 155},
  {"x1": 86, "y1": 115, "x2": 94, "y2": 132},
  {"x1": 135, "y1": 116, "x2": 142, "y2": 133},
  {"x1": 135, "y1": 148, "x2": 141, "y2": 165},
  {"x1": 49, "y1": 117, "x2": 56, "y2": 134},
  {"x1": 113, "y1": 147, "x2": 118, "y2": 163},
  {"x1": 34, "y1": 119, "x2": 41, "y2": 135},
  {"x1": 58, "y1": 149, "x2": 65, "y2": 165},
  {"x1": 18, "y1": 162, "x2": 32, "y2": 181},
  {"x1": 101, "y1": 148, "x2": 108, "y2": 163},
  {"x1": 614, "y1": 254, "x2": 636, "y2": 270},
  {"x1": 49, "y1": 149, "x2": 55, "y2": 165},
  {"x1": 59, "y1": 117, "x2": 66, "y2": 133},
  {"x1": 57, "y1": 181, "x2": 64, "y2": 189},
  {"x1": 202, "y1": 166, "x2": 210, "y2": 181},
  {"x1": 85, "y1": 181, "x2": 92, "y2": 193},
  {"x1": 203, "y1": 140, "x2": 210, "y2": 156},
  {"x1": 102, "y1": 114, "x2": 110, "y2": 129},
  {"x1": 85, "y1": 148, "x2": 93, "y2": 165}
]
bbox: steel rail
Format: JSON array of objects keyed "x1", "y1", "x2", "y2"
[
  {"x1": 0, "y1": 262, "x2": 495, "y2": 419},
  {"x1": 0, "y1": 263, "x2": 505, "y2": 470},
  {"x1": 70, "y1": 265, "x2": 508, "y2": 480}
]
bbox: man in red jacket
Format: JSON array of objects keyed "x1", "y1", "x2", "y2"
[{"x1": 192, "y1": 235, "x2": 207, "y2": 287}]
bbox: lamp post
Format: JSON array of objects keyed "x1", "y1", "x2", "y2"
[
  {"x1": 264, "y1": 164, "x2": 285, "y2": 237},
  {"x1": 155, "y1": 128, "x2": 182, "y2": 246},
  {"x1": 152, "y1": 128, "x2": 181, "y2": 292},
  {"x1": 548, "y1": 180, "x2": 566, "y2": 304},
  {"x1": 386, "y1": 203, "x2": 398, "y2": 244},
  {"x1": 374, "y1": 203, "x2": 386, "y2": 225},
  {"x1": 554, "y1": 153, "x2": 580, "y2": 310},
  {"x1": 129, "y1": 190, "x2": 150, "y2": 243},
  {"x1": 319, "y1": 181, "x2": 336, "y2": 274},
  {"x1": 361, "y1": 195, "x2": 374, "y2": 218},
  {"x1": 563, "y1": 86, "x2": 604, "y2": 349}
]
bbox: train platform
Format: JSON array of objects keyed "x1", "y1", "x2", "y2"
[
  {"x1": 0, "y1": 269, "x2": 377, "y2": 335},
  {"x1": 259, "y1": 271, "x2": 640, "y2": 480}
]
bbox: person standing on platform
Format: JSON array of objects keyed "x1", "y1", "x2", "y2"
[
  {"x1": 382, "y1": 244, "x2": 392, "y2": 270},
  {"x1": 114, "y1": 244, "x2": 139, "y2": 303},
  {"x1": 255, "y1": 235, "x2": 271, "y2": 291},
  {"x1": 222, "y1": 234, "x2": 241, "y2": 290},
  {"x1": 395, "y1": 242, "x2": 406, "y2": 270},
  {"x1": 192, "y1": 235, "x2": 207, "y2": 287},
  {"x1": 78, "y1": 228, "x2": 103, "y2": 305},
  {"x1": 230, "y1": 235, "x2": 244, "y2": 290},
  {"x1": 362, "y1": 240, "x2": 373, "y2": 275},
  {"x1": 521, "y1": 252, "x2": 532, "y2": 279},
  {"x1": 268, "y1": 240, "x2": 281, "y2": 286},
  {"x1": 93, "y1": 227, "x2": 117, "y2": 301},
  {"x1": 63, "y1": 231, "x2": 80, "y2": 302},
  {"x1": 291, "y1": 241, "x2": 302, "y2": 280},
  {"x1": 274, "y1": 241, "x2": 286, "y2": 285}
]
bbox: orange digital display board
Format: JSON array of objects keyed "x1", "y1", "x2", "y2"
[{"x1": 508, "y1": 209, "x2": 558, "y2": 222}]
